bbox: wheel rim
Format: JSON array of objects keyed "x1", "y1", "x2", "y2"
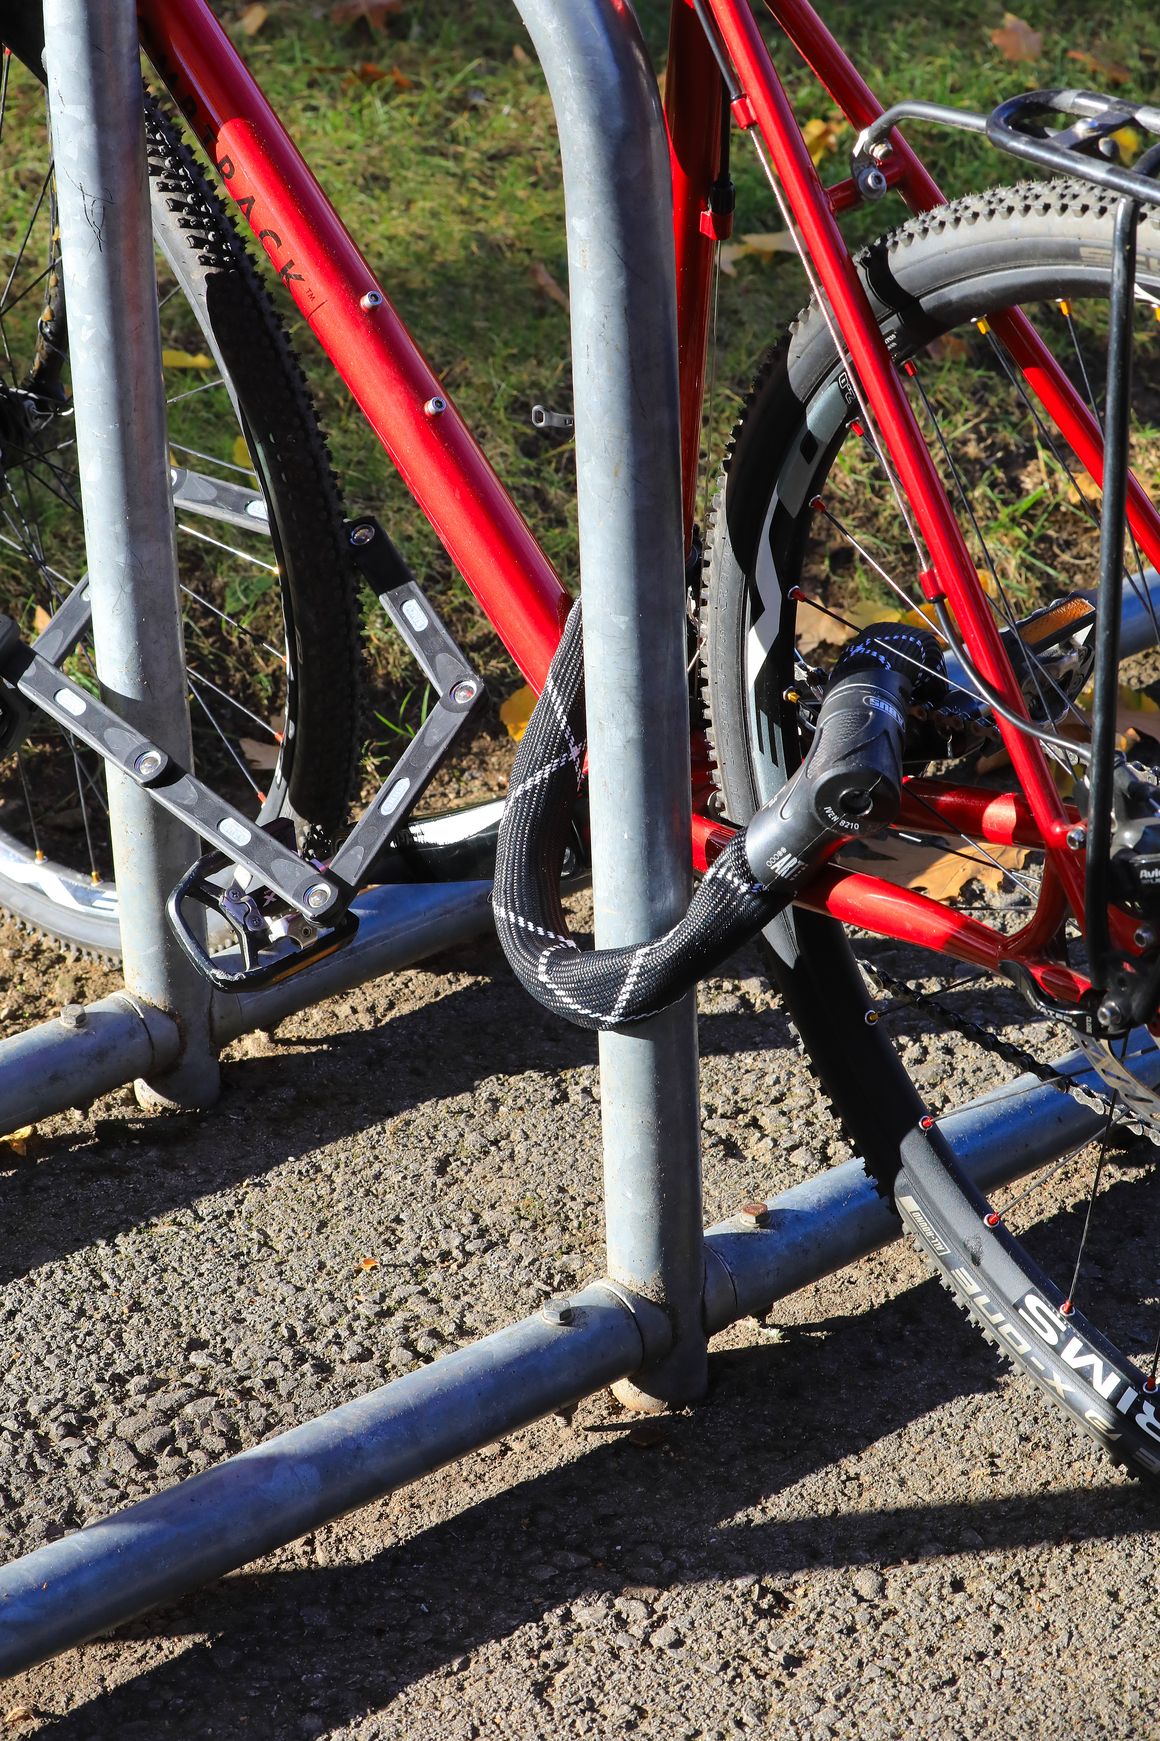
[{"x1": 704, "y1": 209, "x2": 1160, "y2": 1463}]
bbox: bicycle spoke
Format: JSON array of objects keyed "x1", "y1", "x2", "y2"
[
  {"x1": 176, "y1": 521, "x2": 278, "y2": 574},
  {"x1": 808, "y1": 498, "x2": 933, "y2": 624},
  {"x1": 189, "y1": 681, "x2": 264, "y2": 801},
  {"x1": 1061, "y1": 1084, "x2": 1121, "y2": 1317}
]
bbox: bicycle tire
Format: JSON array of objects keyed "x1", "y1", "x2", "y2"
[
  {"x1": 0, "y1": 76, "x2": 360, "y2": 956},
  {"x1": 703, "y1": 180, "x2": 1160, "y2": 1474}
]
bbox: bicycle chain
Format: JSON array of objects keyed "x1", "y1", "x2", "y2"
[{"x1": 858, "y1": 956, "x2": 1153, "y2": 1141}]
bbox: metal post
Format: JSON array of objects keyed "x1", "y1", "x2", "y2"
[
  {"x1": 513, "y1": 0, "x2": 707, "y2": 1410},
  {"x1": 43, "y1": 0, "x2": 219, "y2": 1107}
]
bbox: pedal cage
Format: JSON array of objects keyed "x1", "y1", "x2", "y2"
[{"x1": 168, "y1": 846, "x2": 359, "y2": 993}]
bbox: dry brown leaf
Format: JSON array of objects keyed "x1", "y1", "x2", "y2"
[
  {"x1": 344, "y1": 60, "x2": 388, "y2": 86},
  {"x1": 801, "y1": 115, "x2": 843, "y2": 166},
  {"x1": 32, "y1": 604, "x2": 51, "y2": 635},
  {"x1": 236, "y1": 3, "x2": 268, "y2": 35},
  {"x1": 530, "y1": 261, "x2": 569, "y2": 312},
  {"x1": 794, "y1": 599, "x2": 855, "y2": 656},
  {"x1": 239, "y1": 736, "x2": 281, "y2": 771},
  {"x1": 868, "y1": 837, "x2": 1028, "y2": 901},
  {"x1": 1, "y1": 1126, "x2": 34, "y2": 1158},
  {"x1": 719, "y1": 231, "x2": 800, "y2": 276},
  {"x1": 925, "y1": 331, "x2": 971, "y2": 365},
  {"x1": 330, "y1": 0, "x2": 403, "y2": 29},
  {"x1": 359, "y1": 1256, "x2": 379, "y2": 1271},
  {"x1": 511, "y1": 43, "x2": 531, "y2": 66},
  {"x1": 341, "y1": 60, "x2": 411, "y2": 89},
  {"x1": 1067, "y1": 468, "x2": 1101, "y2": 506},
  {"x1": 990, "y1": 12, "x2": 1043, "y2": 62},
  {"x1": 1066, "y1": 46, "x2": 1129, "y2": 86},
  {"x1": 3, "y1": 1711, "x2": 37, "y2": 1731}
]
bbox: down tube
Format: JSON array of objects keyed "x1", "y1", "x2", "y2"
[{"x1": 136, "y1": 0, "x2": 570, "y2": 692}]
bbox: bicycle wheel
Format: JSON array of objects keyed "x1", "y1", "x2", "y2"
[
  {"x1": 0, "y1": 60, "x2": 360, "y2": 955},
  {"x1": 702, "y1": 181, "x2": 1160, "y2": 1474}
]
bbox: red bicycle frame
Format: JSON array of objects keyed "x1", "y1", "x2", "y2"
[{"x1": 137, "y1": 0, "x2": 1160, "y2": 993}]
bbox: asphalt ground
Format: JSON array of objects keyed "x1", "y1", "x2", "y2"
[{"x1": 0, "y1": 908, "x2": 1156, "y2": 1739}]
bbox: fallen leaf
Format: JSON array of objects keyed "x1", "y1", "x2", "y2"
[
  {"x1": 801, "y1": 115, "x2": 844, "y2": 166},
  {"x1": 1065, "y1": 46, "x2": 1129, "y2": 86},
  {"x1": 239, "y1": 735, "x2": 280, "y2": 771},
  {"x1": 32, "y1": 605, "x2": 51, "y2": 635},
  {"x1": 1112, "y1": 124, "x2": 1143, "y2": 163},
  {"x1": 530, "y1": 261, "x2": 569, "y2": 312},
  {"x1": 990, "y1": 13, "x2": 1043, "y2": 62},
  {"x1": 236, "y1": 3, "x2": 267, "y2": 35},
  {"x1": 1067, "y1": 469, "x2": 1101, "y2": 506},
  {"x1": 924, "y1": 331, "x2": 971, "y2": 365},
  {"x1": 843, "y1": 598, "x2": 909, "y2": 629},
  {"x1": 719, "y1": 229, "x2": 800, "y2": 275},
  {"x1": 232, "y1": 435, "x2": 256, "y2": 473},
  {"x1": 162, "y1": 348, "x2": 214, "y2": 371},
  {"x1": 864, "y1": 836, "x2": 1029, "y2": 901},
  {"x1": 358, "y1": 1256, "x2": 379, "y2": 1270},
  {"x1": 794, "y1": 598, "x2": 855, "y2": 656},
  {"x1": 1, "y1": 1126, "x2": 34, "y2": 1158},
  {"x1": 344, "y1": 60, "x2": 387, "y2": 85},
  {"x1": 512, "y1": 42, "x2": 531, "y2": 66},
  {"x1": 500, "y1": 684, "x2": 536, "y2": 742},
  {"x1": 330, "y1": 0, "x2": 403, "y2": 30},
  {"x1": 1073, "y1": 679, "x2": 1160, "y2": 752},
  {"x1": 341, "y1": 61, "x2": 411, "y2": 90},
  {"x1": 3, "y1": 1710, "x2": 37, "y2": 1730}
]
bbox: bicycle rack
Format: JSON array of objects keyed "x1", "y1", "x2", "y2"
[{"x1": 4, "y1": 0, "x2": 1160, "y2": 1674}]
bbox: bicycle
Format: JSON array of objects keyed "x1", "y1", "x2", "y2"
[{"x1": 2, "y1": 0, "x2": 1160, "y2": 1485}]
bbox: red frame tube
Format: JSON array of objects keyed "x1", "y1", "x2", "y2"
[
  {"x1": 766, "y1": 0, "x2": 1160, "y2": 572},
  {"x1": 136, "y1": 0, "x2": 570, "y2": 693},
  {"x1": 704, "y1": 0, "x2": 1084, "y2": 926}
]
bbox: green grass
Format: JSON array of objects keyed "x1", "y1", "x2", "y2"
[{"x1": 195, "y1": 0, "x2": 1160, "y2": 671}]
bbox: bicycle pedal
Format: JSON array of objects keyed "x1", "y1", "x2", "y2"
[{"x1": 167, "y1": 845, "x2": 358, "y2": 993}]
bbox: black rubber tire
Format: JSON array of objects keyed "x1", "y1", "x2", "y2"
[
  {"x1": 0, "y1": 86, "x2": 360, "y2": 956},
  {"x1": 703, "y1": 181, "x2": 1160, "y2": 1474}
]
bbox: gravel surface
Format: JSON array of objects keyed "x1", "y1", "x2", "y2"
[{"x1": 0, "y1": 901, "x2": 1158, "y2": 1738}]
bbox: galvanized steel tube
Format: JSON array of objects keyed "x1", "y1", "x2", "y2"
[
  {"x1": 703, "y1": 1030, "x2": 1160, "y2": 1330},
  {"x1": 43, "y1": 0, "x2": 218, "y2": 1105},
  {"x1": 0, "y1": 1284, "x2": 657, "y2": 1675},
  {"x1": 512, "y1": 0, "x2": 707, "y2": 1407}
]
